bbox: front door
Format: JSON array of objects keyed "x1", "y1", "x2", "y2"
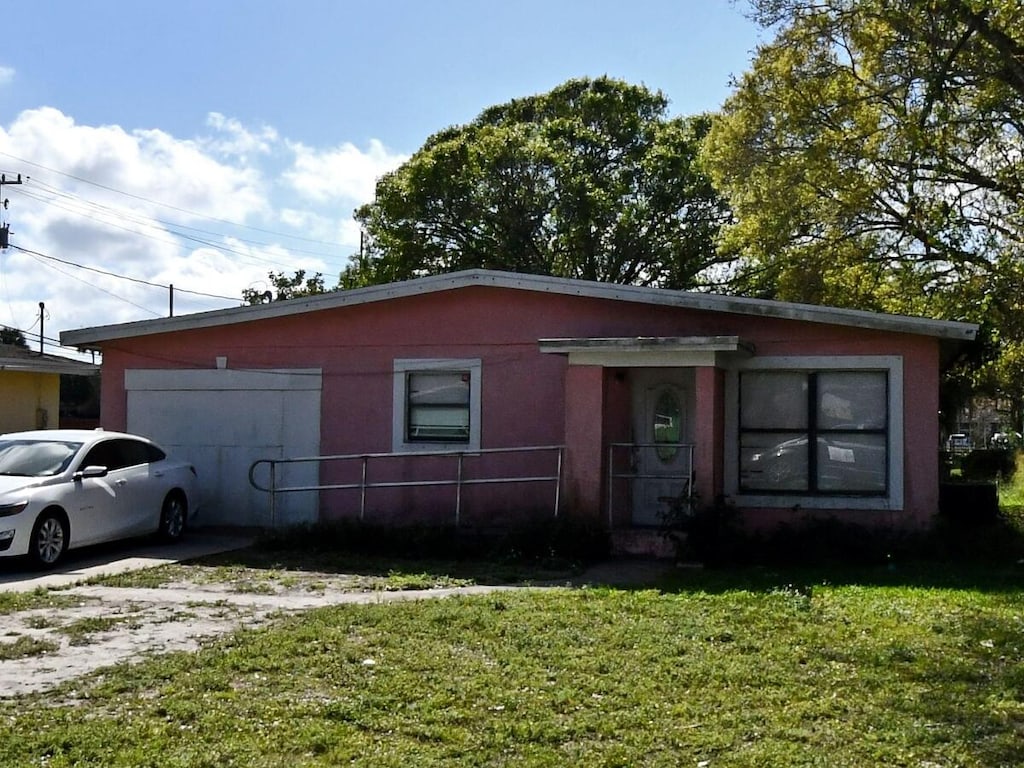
[{"x1": 631, "y1": 371, "x2": 692, "y2": 526}]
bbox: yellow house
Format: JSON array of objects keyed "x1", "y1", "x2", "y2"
[{"x1": 0, "y1": 344, "x2": 98, "y2": 433}]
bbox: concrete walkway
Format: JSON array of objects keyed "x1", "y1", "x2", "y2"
[{"x1": 0, "y1": 530, "x2": 256, "y2": 592}]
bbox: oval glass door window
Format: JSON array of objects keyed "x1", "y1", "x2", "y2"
[{"x1": 654, "y1": 389, "x2": 681, "y2": 462}]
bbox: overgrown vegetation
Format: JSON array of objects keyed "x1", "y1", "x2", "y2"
[
  {"x1": 0, "y1": 569, "x2": 1021, "y2": 766},
  {"x1": 658, "y1": 453, "x2": 1024, "y2": 568},
  {"x1": 258, "y1": 517, "x2": 610, "y2": 568}
]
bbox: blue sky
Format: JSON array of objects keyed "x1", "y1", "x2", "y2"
[{"x1": 0, "y1": 1, "x2": 766, "y2": 349}]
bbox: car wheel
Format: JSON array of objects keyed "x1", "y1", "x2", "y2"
[
  {"x1": 159, "y1": 493, "x2": 187, "y2": 541},
  {"x1": 30, "y1": 510, "x2": 69, "y2": 568}
]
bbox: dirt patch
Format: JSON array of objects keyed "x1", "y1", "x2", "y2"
[
  {"x1": 0, "y1": 557, "x2": 674, "y2": 698},
  {"x1": 0, "y1": 574, "x2": 517, "y2": 697}
]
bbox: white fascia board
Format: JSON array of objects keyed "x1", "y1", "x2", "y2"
[
  {"x1": 539, "y1": 336, "x2": 755, "y2": 367},
  {"x1": 0, "y1": 358, "x2": 98, "y2": 376}
]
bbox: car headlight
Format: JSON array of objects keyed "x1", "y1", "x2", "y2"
[{"x1": 0, "y1": 501, "x2": 29, "y2": 517}]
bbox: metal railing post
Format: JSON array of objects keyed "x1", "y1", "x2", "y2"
[
  {"x1": 269, "y1": 461, "x2": 277, "y2": 529},
  {"x1": 607, "y1": 444, "x2": 614, "y2": 528},
  {"x1": 554, "y1": 446, "x2": 563, "y2": 518},
  {"x1": 455, "y1": 453, "x2": 464, "y2": 527},
  {"x1": 360, "y1": 456, "x2": 368, "y2": 522},
  {"x1": 249, "y1": 446, "x2": 568, "y2": 526}
]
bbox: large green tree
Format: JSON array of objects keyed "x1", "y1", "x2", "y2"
[
  {"x1": 346, "y1": 77, "x2": 731, "y2": 289},
  {"x1": 704, "y1": 0, "x2": 1024, "y2": 413}
]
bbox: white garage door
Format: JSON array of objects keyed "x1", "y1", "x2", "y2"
[{"x1": 126, "y1": 367, "x2": 322, "y2": 527}]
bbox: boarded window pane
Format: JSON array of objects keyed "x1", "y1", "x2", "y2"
[
  {"x1": 740, "y1": 372, "x2": 808, "y2": 429},
  {"x1": 817, "y1": 372, "x2": 887, "y2": 430}
]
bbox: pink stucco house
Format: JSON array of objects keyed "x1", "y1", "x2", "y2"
[{"x1": 61, "y1": 270, "x2": 977, "y2": 537}]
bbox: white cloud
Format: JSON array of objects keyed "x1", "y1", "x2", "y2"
[
  {"x1": 0, "y1": 107, "x2": 397, "y2": 347},
  {"x1": 283, "y1": 138, "x2": 407, "y2": 203},
  {"x1": 0, "y1": 66, "x2": 14, "y2": 86},
  {"x1": 3, "y1": 107, "x2": 267, "y2": 223},
  {"x1": 204, "y1": 112, "x2": 279, "y2": 157},
  {"x1": 279, "y1": 207, "x2": 362, "y2": 250},
  {"x1": 0, "y1": 109, "x2": 289, "y2": 337}
]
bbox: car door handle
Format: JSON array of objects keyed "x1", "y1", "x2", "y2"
[{"x1": 115, "y1": 479, "x2": 127, "y2": 487}]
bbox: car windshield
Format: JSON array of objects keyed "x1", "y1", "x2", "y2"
[{"x1": 0, "y1": 439, "x2": 83, "y2": 477}]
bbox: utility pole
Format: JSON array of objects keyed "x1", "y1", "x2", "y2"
[
  {"x1": 0, "y1": 173, "x2": 25, "y2": 249},
  {"x1": 38, "y1": 302, "x2": 44, "y2": 356}
]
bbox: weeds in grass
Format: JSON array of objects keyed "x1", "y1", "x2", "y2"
[
  {"x1": 0, "y1": 591, "x2": 85, "y2": 616},
  {"x1": 0, "y1": 634, "x2": 59, "y2": 660},
  {"x1": 59, "y1": 616, "x2": 142, "y2": 646},
  {"x1": 0, "y1": 580, "x2": 1020, "y2": 767}
]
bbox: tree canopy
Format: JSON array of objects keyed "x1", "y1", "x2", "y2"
[
  {"x1": 704, "y1": 0, "x2": 1024, "y2": 408},
  {"x1": 242, "y1": 270, "x2": 326, "y2": 305},
  {"x1": 346, "y1": 77, "x2": 731, "y2": 289},
  {"x1": 0, "y1": 326, "x2": 28, "y2": 348}
]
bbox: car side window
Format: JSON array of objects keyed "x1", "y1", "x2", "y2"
[
  {"x1": 142, "y1": 443, "x2": 166, "y2": 463},
  {"x1": 81, "y1": 438, "x2": 165, "y2": 472},
  {"x1": 119, "y1": 439, "x2": 155, "y2": 468},
  {"x1": 81, "y1": 441, "x2": 120, "y2": 471}
]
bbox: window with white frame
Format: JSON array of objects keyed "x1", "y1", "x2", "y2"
[
  {"x1": 738, "y1": 369, "x2": 889, "y2": 495},
  {"x1": 392, "y1": 359, "x2": 481, "y2": 452}
]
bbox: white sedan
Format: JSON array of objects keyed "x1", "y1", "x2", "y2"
[{"x1": 0, "y1": 429, "x2": 199, "y2": 568}]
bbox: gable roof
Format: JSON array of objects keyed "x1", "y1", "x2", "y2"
[
  {"x1": 61, "y1": 269, "x2": 978, "y2": 350},
  {"x1": 0, "y1": 344, "x2": 99, "y2": 376}
]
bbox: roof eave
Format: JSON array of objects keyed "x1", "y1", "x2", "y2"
[{"x1": 59, "y1": 269, "x2": 980, "y2": 349}]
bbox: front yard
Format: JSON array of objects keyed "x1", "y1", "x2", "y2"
[{"x1": 0, "y1": 544, "x2": 1020, "y2": 767}]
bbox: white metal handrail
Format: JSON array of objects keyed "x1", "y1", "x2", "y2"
[
  {"x1": 249, "y1": 445, "x2": 564, "y2": 528},
  {"x1": 606, "y1": 442, "x2": 695, "y2": 527}
]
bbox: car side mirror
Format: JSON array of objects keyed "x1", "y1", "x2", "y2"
[{"x1": 74, "y1": 465, "x2": 109, "y2": 480}]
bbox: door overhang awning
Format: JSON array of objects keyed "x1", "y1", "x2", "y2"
[{"x1": 538, "y1": 336, "x2": 755, "y2": 367}]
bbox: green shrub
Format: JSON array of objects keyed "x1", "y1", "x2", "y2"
[
  {"x1": 667, "y1": 503, "x2": 1024, "y2": 568},
  {"x1": 960, "y1": 448, "x2": 1016, "y2": 481}
]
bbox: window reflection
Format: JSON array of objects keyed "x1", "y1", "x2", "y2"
[
  {"x1": 654, "y1": 389, "x2": 681, "y2": 462},
  {"x1": 739, "y1": 370, "x2": 888, "y2": 495}
]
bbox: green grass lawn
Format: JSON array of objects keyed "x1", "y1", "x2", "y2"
[{"x1": 1, "y1": 559, "x2": 1022, "y2": 767}]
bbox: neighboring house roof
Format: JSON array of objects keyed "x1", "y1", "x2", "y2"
[
  {"x1": 60, "y1": 269, "x2": 979, "y2": 350},
  {"x1": 0, "y1": 344, "x2": 99, "y2": 376}
]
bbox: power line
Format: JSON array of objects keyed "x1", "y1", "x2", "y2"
[
  {"x1": 0, "y1": 152, "x2": 349, "y2": 248},
  {"x1": 14, "y1": 185, "x2": 330, "y2": 272},
  {"x1": 11, "y1": 245, "x2": 241, "y2": 302},
  {"x1": 23, "y1": 179, "x2": 348, "y2": 264},
  {"x1": 17, "y1": 248, "x2": 161, "y2": 316}
]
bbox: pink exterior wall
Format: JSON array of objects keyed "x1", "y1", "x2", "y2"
[
  {"x1": 694, "y1": 367, "x2": 725, "y2": 507},
  {"x1": 94, "y1": 285, "x2": 946, "y2": 529}
]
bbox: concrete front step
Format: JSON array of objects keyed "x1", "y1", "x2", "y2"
[{"x1": 610, "y1": 528, "x2": 678, "y2": 559}]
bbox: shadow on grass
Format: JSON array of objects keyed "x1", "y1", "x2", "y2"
[{"x1": 175, "y1": 511, "x2": 1024, "y2": 596}]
